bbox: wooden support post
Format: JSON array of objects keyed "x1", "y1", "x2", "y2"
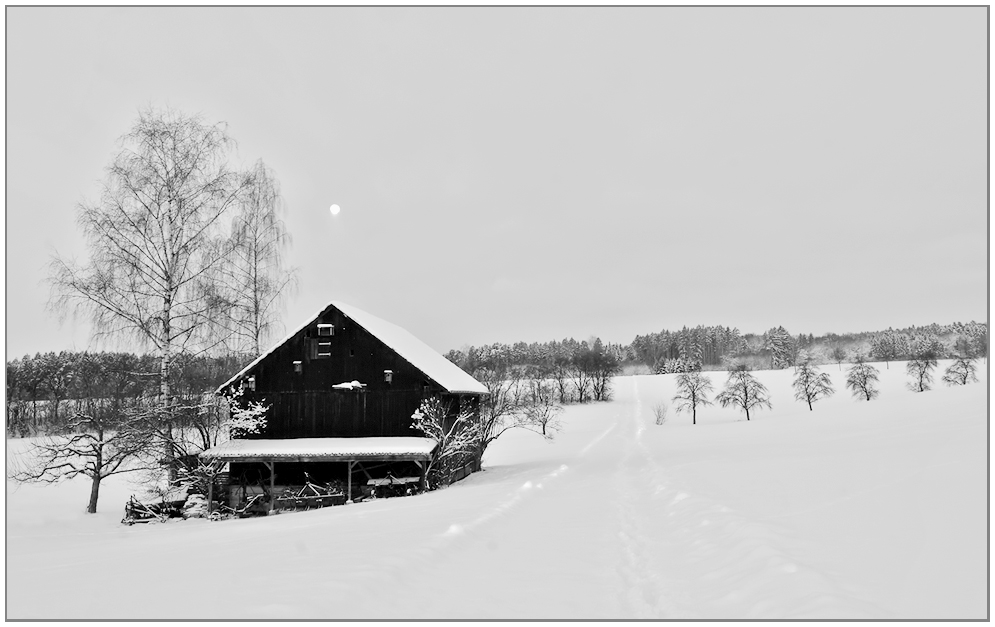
[
  {"x1": 264, "y1": 461, "x2": 276, "y2": 514},
  {"x1": 207, "y1": 479, "x2": 214, "y2": 516},
  {"x1": 346, "y1": 461, "x2": 354, "y2": 504},
  {"x1": 415, "y1": 460, "x2": 427, "y2": 491}
]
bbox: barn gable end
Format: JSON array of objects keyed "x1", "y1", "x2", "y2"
[{"x1": 216, "y1": 301, "x2": 486, "y2": 440}]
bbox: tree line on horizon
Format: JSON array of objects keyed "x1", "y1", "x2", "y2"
[
  {"x1": 446, "y1": 319, "x2": 987, "y2": 378},
  {"x1": 6, "y1": 319, "x2": 988, "y2": 438},
  {"x1": 5, "y1": 351, "x2": 249, "y2": 440}
]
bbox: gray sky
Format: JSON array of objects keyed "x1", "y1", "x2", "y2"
[{"x1": 5, "y1": 6, "x2": 988, "y2": 360}]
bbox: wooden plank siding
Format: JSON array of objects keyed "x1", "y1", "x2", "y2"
[{"x1": 230, "y1": 304, "x2": 470, "y2": 440}]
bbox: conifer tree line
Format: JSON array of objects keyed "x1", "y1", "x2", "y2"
[
  {"x1": 448, "y1": 320, "x2": 986, "y2": 381},
  {"x1": 630, "y1": 320, "x2": 987, "y2": 372}
]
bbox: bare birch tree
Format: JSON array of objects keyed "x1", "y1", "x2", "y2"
[
  {"x1": 48, "y1": 106, "x2": 252, "y2": 478},
  {"x1": 216, "y1": 159, "x2": 298, "y2": 356}
]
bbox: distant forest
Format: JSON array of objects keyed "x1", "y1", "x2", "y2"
[
  {"x1": 5, "y1": 319, "x2": 987, "y2": 437},
  {"x1": 447, "y1": 320, "x2": 988, "y2": 376}
]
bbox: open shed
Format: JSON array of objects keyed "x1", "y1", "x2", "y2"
[{"x1": 201, "y1": 436, "x2": 438, "y2": 509}]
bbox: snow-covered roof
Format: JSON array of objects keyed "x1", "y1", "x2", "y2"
[
  {"x1": 215, "y1": 301, "x2": 488, "y2": 395},
  {"x1": 199, "y1": 437, "x2": 438, "y2": 462}
]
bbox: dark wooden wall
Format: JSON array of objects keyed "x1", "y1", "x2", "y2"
[{"x1": 233, "y1": 304, "x2": 477, "y2": 439}]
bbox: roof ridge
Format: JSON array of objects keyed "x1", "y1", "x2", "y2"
[{"x1": 215, "y1": 301, "x2": 487, "y2": 395}]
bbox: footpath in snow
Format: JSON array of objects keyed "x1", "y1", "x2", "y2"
[{"x1": 5, "y1": 360, "x2": 988, "y2": 619}]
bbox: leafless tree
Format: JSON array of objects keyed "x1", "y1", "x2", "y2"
[
  {"x1": 571, "y1": 357, "x2": 593, "y2": 403},
  {"x1": 672, "y1": 371, "x2": 713, "y2": 425},
  {"x1": 906, "y1": 334, "x2": 941, "y2": 393},
  {"x1": 942, "y1": 357, "x2": 978, "y2": 386},
  {"x1": 48, "y1": 106, "x2": 252, "y2": 479},
  {"x1": 522, "y1": 371, "x2": 563, "y2": 437},
  {"x1": 906, "y1": 358, "x2": 937, "y2": 393},
  {"x1": 216, "y1": 160, "x2": 298, "y2": 356},
  {"x1": 9, "y1": 407, "x2": 155, "y2": 513},
  {"x1": 38, "y1": 352, "x2": 76, "y2": 424},
  {"x1": 830, "y1": 344, "x2": 847, "y2": 370},
  {"x1": 443, "y1": 349, "x2": 566, "y2": 468},
  {"x1": 468, "y1": 366, "x2": 528, "y2": 467},
  {"x1": 716, "y1": 367, "x2": 771, "y2": 421},
  {"x1": 845, "y1": 356, "x2": 880, "y2": 401},
  {"x1": 550, "y1": 356, "x2": 574, "y2": 404},
  {"x1": 410, "y1": 396, "x2": 481, "y2": 487},
  {"x1": 792, "y1": 356, "x2": 835, "y2": 411},
  {"x1": 588, "y1": 340, "x2": 622, "y2": 402}
]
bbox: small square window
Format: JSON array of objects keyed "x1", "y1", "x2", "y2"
[{"x1": 317, "y1": 324, "x2": 334, "y2": 337}]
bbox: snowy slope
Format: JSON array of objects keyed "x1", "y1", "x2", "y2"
[{"x1": 5, "y1": 360, "x2": 988, "y2": 619}]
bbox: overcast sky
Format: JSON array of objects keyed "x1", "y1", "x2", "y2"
[{"x1": 5, "y1": 6, "x2": 988, "y2": 360}]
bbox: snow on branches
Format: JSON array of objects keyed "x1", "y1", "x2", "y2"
[
  {"x1": 222, "y1": 388, "x2": 269, "y2": 441},
  {"x1": 411, "y1": 396, "x2": 481, "y2": 488}
]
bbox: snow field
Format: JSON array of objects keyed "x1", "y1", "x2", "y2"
[{"x1": 5, "y1": 359, "x2": 988, "y2": 619}]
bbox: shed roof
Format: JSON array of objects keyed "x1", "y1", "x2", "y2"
[
  {"x1": 199, "y1": 436, "x2": 438, "y2": 463},
  {"x1": 215, "y1": 301, "x2": 488, "y2": 395}
]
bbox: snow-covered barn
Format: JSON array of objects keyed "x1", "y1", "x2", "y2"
[{"x1": 201, "y1": 301, "x2": 488, "y2": 509}]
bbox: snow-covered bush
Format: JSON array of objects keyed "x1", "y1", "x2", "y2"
[
  {"x1": 223, "y1": 388, "x2": 268, "y2": 440},
  {"x1": 182, "y1": 494, "x2": 209, "y2": 519},
  {"x1": 411, "y1": 397, "x2": 481, "y2": 489},
  {"x1": 652, "y1": 402, "x2": 668, "y2": 425}
]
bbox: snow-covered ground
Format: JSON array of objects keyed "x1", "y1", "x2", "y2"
[{"x1": 6, "y1": 360, "x2": 988, "y2": 619}]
